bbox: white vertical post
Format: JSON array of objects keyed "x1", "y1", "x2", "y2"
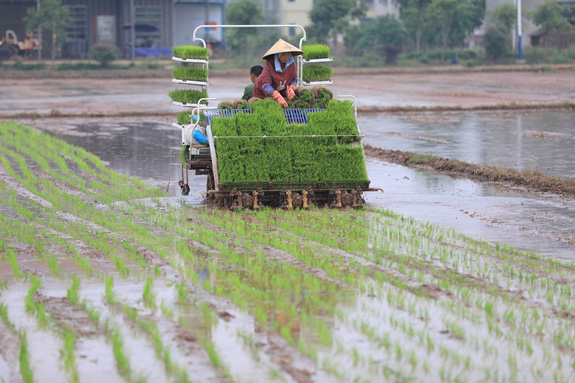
[
  {"x1": 517, "y1": 0, "x2": 522, "y2": 60},
  {"x1": 130, "y1": 0, "x2": 135, "y2": 59},
  {"x1": 37, "y1": 0, "x2": 42, "y2": 61}
]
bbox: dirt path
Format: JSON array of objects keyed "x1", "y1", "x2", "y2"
[{"x1": 1, "y1": 69, "x2": 574, "y2": 117}]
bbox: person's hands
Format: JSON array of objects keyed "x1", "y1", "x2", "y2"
[
  {"x1": 286, "y1": 85, "x2": 296, "y2": 100},
  {"x1": 273, "y1": 91, "x2": 288, "y2": 108}
]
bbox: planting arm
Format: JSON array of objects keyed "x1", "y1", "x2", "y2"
[{"x1": 273, "y1": 91, "x2": 288, "y2": 108}]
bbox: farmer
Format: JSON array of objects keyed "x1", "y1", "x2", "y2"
[
  {"x1": 242, "y1": 65, "x2": 263, "y2": 101},
  {"x1": 253, "y1": 39, "x2": 302, "y2": 108}
]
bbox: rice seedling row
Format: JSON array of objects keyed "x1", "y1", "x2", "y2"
[{"x1": 2, "y1": 121, "x2": 575, "y2": 381}]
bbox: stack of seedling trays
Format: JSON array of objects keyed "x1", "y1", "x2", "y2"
[
  {"x1": 301, "y1": 44, "x2": 332, "y2": 86},
  {"x1": 208, "y1": 99, "x2": 369, "y2": 193},
  {"x1": 170, "y1": 45, "x2": 209, "y2": 110}
]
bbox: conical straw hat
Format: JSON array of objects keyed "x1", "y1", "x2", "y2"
[{"x1": 262, "y1": 39, "x2": 303, "y2": 59}]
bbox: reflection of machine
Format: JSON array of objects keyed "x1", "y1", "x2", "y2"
[
  {"x1": 172, "y1": 24, "x2": 375, "y2": 209},
  {"x1": 1, "y1": 30, "x2": 40, "y2": 60}
]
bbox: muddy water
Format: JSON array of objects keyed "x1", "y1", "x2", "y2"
[
  {"x1": 49, "y1": 113, "x2": 575, "y2": 259},
  {"x1": 359, "y1": 110, "x2": 575, "y2": 177}
]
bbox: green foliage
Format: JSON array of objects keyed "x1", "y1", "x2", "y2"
[
  {"x1": 169, "y1": 89, "x2": 209, "y2": 105},
  {"x1": 172, "y1": 46, "x2": 208, "y2": 60},
  {"x1": 302, "y1": 65, "x2": 332, "y2": 82},
  {"x1": 302, "y1": 44, "x2": 331, "y2": 60},
  {"x1": 345, "y1": 15, "x2": 408, "y2": 62},
  {"x1": 57, "y1": 62, "x2": 101, "y2": 71},
  {"x1": 177, "y1": 112, "x2": 191, "y2": 125},
  {"x1": 491, "y1": 3, "x2": 517, "y2": 31},
  {"x1": 212, "y1": 100, "x2": 367, "y2": 188},
  {"x1": 225, "y1": 0, "x2": 264, "y2": 59},
  {"x1": 11, "y1": 60, "x2": 46, "y2": 71},
  {"x1": 524, "y1": 47, "x2": 571, "y2": 64},
  {"x1": 172, "y1": 67, "x2": 208, "y2": 81},
  {"x1": 425, "y1": 0, "x2": 473, "y2": 60},
  {"x1": 397, "y1": 0, "x2": 483, "y2": 52},
  {"x1": 483, "y1": 27, "x2": 510, "y2": 61},
  {"x1": 89, "y1": 44, "x2": 122, "y2": 67},
  {"x1": 529, "y1": 2, "x2": 571, "y2": 35},
  {"x1": 24, "y1": 0, "x2": 71, "y2": 60},
  {"x1": 309, "y1": 0, "x2": 367, "y2": 44}
]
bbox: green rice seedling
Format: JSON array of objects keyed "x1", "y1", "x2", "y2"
[
  {"x1": 60, "y1": 327, "x2": 79, "y2": 383},
  {"x1": 142, "y1": 276, "x2": 157, "y2": 309},
  {"x1": 169, "y1": 89, "x2": 208, "y2": 105},
  {"x1": 67, "y1": 275, "x2": 81, "y2": 305},
  {"x1": 111, "y1": 329, "x2": 131, "y2": 379},
  {"x1": 302, "y1": 65, "x2": 332, "y2": 83},
  {"x1": 105, "y1": 275, "x2": 117, "y2": 305},
  {"x1": 172, "y1": 67, "x2": 208, "y2": 82},
  {"x1": 19, "y1": 331, "x2": 34, "y2": 383},
  {"x1": 172, "y1": 46, "x2": 208, "y2": 60},
  {"x1": 302, "y1": 44, "x2": 330, "y2": 60}
]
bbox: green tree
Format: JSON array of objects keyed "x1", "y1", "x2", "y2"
[
  {"x1": 490, "y1": 3, "x2": 517, "y2": 49},
  {"x1": 483, "y1": 26, "x2": 510, "y2": 61},
  {"x1": 529, "y1": 1, "x2": 571, "y2": 38},
  {"x1": 345, "y1": 15, "x2": 408, "y2": 64},
  {"x1": 225, "y1": 0, "x2": 264, "y2": 60},
  {"x1": 309, "y1": 0, "x2": 367, "y2": 45},
  {"x1": 24, "y1": 0, "x2": 72, "y2": 60},
  {"x1": 395, "y1": 0, "x2": 432, "y2": 51},
  {"x1": 425, "y1": 0, "x2": 472, "y2": 61}
]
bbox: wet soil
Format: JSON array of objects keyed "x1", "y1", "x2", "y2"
[{"x1": 1, "y1": 69, "x2": 574, "y2": 117}]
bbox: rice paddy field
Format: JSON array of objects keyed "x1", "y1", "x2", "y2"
[{"x1": 1, "y1": 119, "x2": 575, "y2": 383}]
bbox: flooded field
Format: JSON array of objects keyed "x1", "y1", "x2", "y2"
[
  {"x1": 1, "y1": 69, "x2": 575, "y2": 382},
  {"x1": 360, "y1": 110, "x2": 575, "y2": 177},
  {"x1": 1, "y1": 121, "x2": 575, "y2": 383}
]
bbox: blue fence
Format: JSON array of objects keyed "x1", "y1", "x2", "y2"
[{"x1": 204, "y1": 108, "x2": 325, "y2": 125}]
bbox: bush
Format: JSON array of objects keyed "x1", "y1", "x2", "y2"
[
  {"x1": 525, "y1": 46, "x2": 570, "y2": 64},
  {"x1": 89, "y1": 43, "x2": 121, "y2": 67},
  {"x1": 483, "y1": 27, "x2": 510, "y2": 61},
  {"x1": 57, "y1": 62, "x2": 101, "y2": 70},
  {"x1": 12, "y1": 60, "x2": 46, "y2": 70}
]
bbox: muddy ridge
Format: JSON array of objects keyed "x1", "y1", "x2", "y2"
[
  {"x1": 1, "y1": 63, "x2": 573, "y2": 80},
  {"x1": 364, "y1": 145, "x2": 575, "y2": 198}
]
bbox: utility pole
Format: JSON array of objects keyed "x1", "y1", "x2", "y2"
[
  {"x1": 205, "y1": 0, "x2": 209, "y2": 42},
  {"x1": 130, "y1": 0, "x2": 135, "y2": 59},
  {"x1": 517, "y1": 0, "x2": 522, "y2": 60},
  {"x1": 37, "y1": 0, "x2": 42, "y2": 61}
]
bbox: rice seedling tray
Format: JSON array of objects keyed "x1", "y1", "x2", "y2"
[
  {"x1": 171, "y1": 57, "x2": 208, "y2": 64},
  {"x1": 303, "y1": 58, "x2": 333, "y2": 63},
  {"x1": 171, "y1": 79, "x2": 208, "y2": 86}
]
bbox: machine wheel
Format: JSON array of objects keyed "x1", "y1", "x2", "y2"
[
  {"x1": 7, "y1": 45, "x2": 18, "y2": 57},
  {"x1": 206, "y1": 170, "x2": 216, "y2": 201}
]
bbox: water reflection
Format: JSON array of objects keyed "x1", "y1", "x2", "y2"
[{"x1": 359, "y1": 110, "x2": 575, "y2": 178}]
